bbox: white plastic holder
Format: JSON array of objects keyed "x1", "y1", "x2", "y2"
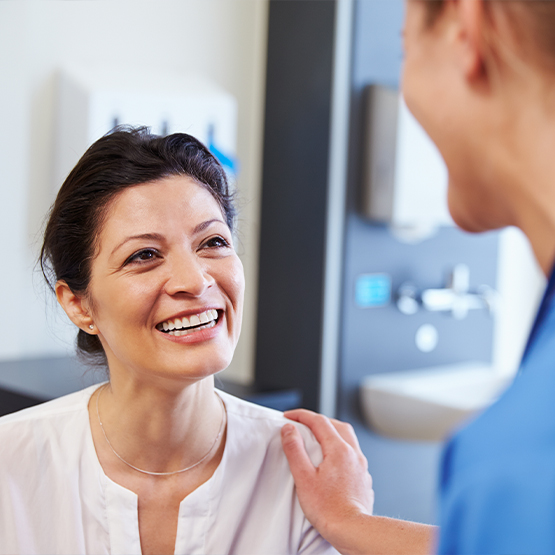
[{"x1": 54, "y1": 65, "x2": 238, "y2": 194}]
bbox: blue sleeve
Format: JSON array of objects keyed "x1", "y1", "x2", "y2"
[{"x1": 438, "y1": 447, "x2": 555, "y2": 555}]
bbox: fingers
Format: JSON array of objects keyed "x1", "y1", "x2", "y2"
[
  {"x1": 284, "y1": 409, "x2": 343, "y2": 451},
  {"x1": 284, "y1": 409, "x2": 361, "y2": 453},
  {"x1": 281, "y1": 423, "x2": 317, "y2": 483},
  {"x1": 330, "y1": 418, "x2": 362, "y2": 450}
]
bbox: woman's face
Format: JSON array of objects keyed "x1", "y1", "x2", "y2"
[{"x1": 84, "y1": 175, "x2": 244, "y2": 385}]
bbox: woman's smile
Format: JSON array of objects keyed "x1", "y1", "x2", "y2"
[{"x1": 156, "y1": 308, "x2": 225, "y2": 343}]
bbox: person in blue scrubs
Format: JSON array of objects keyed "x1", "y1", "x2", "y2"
[{"x1": 280, "y1": 1, "x2": 555, "y2": 553}]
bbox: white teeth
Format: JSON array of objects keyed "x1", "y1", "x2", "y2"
[
  {"x1": 165, "y1": 319, "x2": 216, "y2": 336},
  {"x1": 159, "y1": 310, "x2": 219, "y2": 333}
]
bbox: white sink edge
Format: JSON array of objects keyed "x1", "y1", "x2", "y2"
[{"x1": 360, "y1": 362, "x2": 514, "y2": 442}]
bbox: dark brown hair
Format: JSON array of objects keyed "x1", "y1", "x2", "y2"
[{"x1": 40, "y1": 126, "x2": 235, "y2": 365}]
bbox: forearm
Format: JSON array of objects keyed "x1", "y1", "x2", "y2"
[{"x1": 326, "y1": 514, "x2": 437, "y2": 555}]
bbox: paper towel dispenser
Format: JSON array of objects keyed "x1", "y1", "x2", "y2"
[{"x1": 361, "y1": 84, "x2": 452, "y2": 238}]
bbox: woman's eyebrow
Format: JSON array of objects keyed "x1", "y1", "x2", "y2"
[
  {"x1": 111, "y1": 233, "x2": 165, "y2": 257},
  {"x1": 193, "y1": 218, "x2": 226, "y2": 234}
]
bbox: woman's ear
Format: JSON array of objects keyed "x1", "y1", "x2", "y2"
[
  {"x1": 458, "y1": 0, "x2": 487, "y2": 80},
  {"x1": 55, "y1": 280, "x2": 96, "y2": 334},
  {"x1": 456, "y1": 0, "x2": 488, "y2": 81}
]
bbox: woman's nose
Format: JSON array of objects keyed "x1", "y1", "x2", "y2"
[{"x1": 164, "y1": 255, "x2": 215, "y2": 297}]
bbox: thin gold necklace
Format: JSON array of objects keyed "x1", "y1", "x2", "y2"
[{"x1": 96, "y1": 385, "x2": 226, "y2": 476}]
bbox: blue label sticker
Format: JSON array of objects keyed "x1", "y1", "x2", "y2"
[{"x1": 355, "y1": 274, "x2": 392, "y2": 308}]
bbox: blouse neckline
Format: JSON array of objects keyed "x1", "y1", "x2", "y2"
[{"x1": 81, "y1": 383, "x2": 230, "y2": 555}]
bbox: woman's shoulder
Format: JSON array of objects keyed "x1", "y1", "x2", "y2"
[{"x1": 217, "y1": 389, "x2": 323, "y2": 467}]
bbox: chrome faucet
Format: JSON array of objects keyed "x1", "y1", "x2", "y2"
[{"x1": 396, "y1": 264, "x2": 498, "y2": 319}]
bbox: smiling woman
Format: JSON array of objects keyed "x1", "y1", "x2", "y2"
[{"x1": 0, "y1": 128, "x2": 339, "y2": 555}]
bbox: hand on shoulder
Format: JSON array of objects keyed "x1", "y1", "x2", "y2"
[
  {"x1": 281, "y1": 409, "x2": 374, "y2": 554},
  {"x1": 281, "y1": 409, "x2": 436, "y2": 555}
]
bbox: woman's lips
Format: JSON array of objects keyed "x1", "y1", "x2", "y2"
[{"x1": 157, "y1": 310, "x2": 224, "y2": 344}]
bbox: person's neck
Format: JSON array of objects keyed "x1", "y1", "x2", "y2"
[
  {"x1": 96, "y1": 373, "x2": 223, "y2": 474},
  {"x1": 487, "y1": 81, "x2": 555, "y2": 277}
]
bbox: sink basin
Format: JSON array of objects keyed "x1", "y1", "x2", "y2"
[{"x1": 360, "y1": 362, "x2": 512, "y2": 442}]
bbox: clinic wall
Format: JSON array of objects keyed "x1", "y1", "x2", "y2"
[{"x1": 0, "y1": 0, "x2": 268, "y2": 384}]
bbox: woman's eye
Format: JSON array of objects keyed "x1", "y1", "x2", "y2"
[
  {"x1": 202, "y1": 236, "x2": 230, "y2": 249},
  {"x1": 125, "y1": 249, "x2": 160, "y2": 265}
]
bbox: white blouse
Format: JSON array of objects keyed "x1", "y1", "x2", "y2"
[{"x1": 0, "y1": 384, "x2": 337, "y2": 555}]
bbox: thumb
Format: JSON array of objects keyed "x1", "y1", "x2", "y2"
[{"x1": 281, "y1": 423, "x2": 316, "y2": 482}]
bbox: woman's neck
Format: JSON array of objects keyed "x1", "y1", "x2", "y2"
[
  {"x1": 482, "y1": 79, "x2": 555, "y2": 277},
  {"x1": 92, "y1": 375, "x2": 224, "y2": 475},
  {"x1": 499, "y1": 124, "x2": 555, "y2": 276}
]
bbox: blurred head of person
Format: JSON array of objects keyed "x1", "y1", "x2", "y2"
[{"x1": 402, "y1": 0, "x2": 555, "y2": 246}]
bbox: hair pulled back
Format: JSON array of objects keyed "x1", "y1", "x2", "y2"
[
  {"x1": 40, "y1": 126, "x2": 235, "y2": 365},
  {"x1": 424, "y1": 0, "x2": 555, "y2": 71}
]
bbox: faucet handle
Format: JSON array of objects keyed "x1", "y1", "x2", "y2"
[
  {"x1": 449, "y1": 263, "x2": 470, "y2": 294},
  {"x1": 396, "y1": 265, "x2": 499, "y2": 319}
]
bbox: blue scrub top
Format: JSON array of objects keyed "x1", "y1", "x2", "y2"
[{"x1": 438, "y1": 266, "x2": 555, "y2": 555}]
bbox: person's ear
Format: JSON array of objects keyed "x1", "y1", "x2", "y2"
[
  {"x1": 455, "y1": 0, "x2": 488, "y2": 82},
  {"x1": 55, "y1": 280, "x2": 96, "y2": 334}
]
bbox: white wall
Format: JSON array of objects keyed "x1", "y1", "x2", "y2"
[
  {"x1": 0, "y1": 0, "x2": 268, "y2": 384},
  {"x1": 494, "y1": 227, "x2": 546, "y2": 375}
]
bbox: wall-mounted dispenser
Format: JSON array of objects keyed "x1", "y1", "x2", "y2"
[
  {"x1": 54, "y1": 65, "x2": 237, "y2": 193},
  {"x1": 361, "y1": 84, "x2": 451, "y2": 239}
]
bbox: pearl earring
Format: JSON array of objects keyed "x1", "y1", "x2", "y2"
[{"x1": 89, "y1": 324, "x2": 94, "y2": 330}]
